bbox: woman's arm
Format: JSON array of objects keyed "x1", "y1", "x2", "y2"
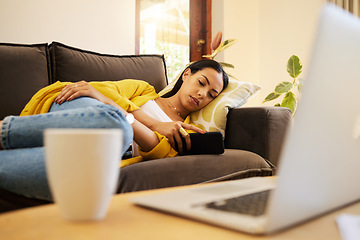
[
  {"x1": 54, "y1": 81, "x2": 160, "y2": 151},
  {"x1": 54, "y1": 80, "x2": 112, "y2": 105},
  {"x1": 131, "y1": 109, "x2": 205, "y2": 153},
  {"x1": 130, "y1": 118, "x2": 159, "y2": 152}
]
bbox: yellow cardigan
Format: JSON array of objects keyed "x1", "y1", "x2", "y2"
[
  {"x1": 21, "y1": 79, "x2": 159, "y2": 115},
  {"x1": 20, "y1": 79, "x2": 188, "y2": 167}
]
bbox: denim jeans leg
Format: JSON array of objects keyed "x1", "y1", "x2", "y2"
[
  {"x1": 0, "y1": 98, "x2": 134, "y2": 202},
  {"x1": 1, "y1": 98, "x2": 133, "y2": 155},
  {"x1": 48, "y1": 97, "x2": 106, "y2": 112},
  {"x1": 0, "y1": 147, "x2": 52, "y2": 201}
]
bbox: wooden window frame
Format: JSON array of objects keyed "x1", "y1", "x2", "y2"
[
  {"x1": 135, "y1": 0, "x2": 212, "y2": 62},
  {"x1": 189, "y1": 0, "x2": 212, "y2": 61}
]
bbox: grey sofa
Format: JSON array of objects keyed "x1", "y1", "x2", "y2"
[{"x1": 0, "y1": 42, "x2": 292, "y2": 213}]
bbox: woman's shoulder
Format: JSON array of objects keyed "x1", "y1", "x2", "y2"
[
  {"x1": 89, "y1": 79, "x2": 149, "y2": 86},
  {"x1": 89, "y1": 79, "x2": 155, "y2": 92},
  {"x1": 115, "y1": 79, "x2": 151, "y2": 86},
  {"x1": 107, "y1": 79, "x2": 155, "y2": 90}
]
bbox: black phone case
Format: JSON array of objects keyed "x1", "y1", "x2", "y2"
[{"x1": 176, "y1": 132, "x2": 224, "y2": 155}]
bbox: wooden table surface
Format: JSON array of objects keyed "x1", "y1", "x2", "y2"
[{"x1": 1, "y1": 183, "x2": 359, "y2": 240}]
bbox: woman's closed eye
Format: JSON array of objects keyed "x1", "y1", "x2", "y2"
[{"x1": 198, "y1": 79, "x2": 217, "y2": 99}]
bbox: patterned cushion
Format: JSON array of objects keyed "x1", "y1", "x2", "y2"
[{"x1": 159, "y1": 79, "x2": 261, "y2": 136}]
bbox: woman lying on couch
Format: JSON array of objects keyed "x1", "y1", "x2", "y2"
[{"x1": 0, "y1": 59, "x2": 228, "y2": 201}]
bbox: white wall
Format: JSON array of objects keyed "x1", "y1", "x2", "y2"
[
  {"x1": 1, "y1": 0, "x2": 328, "y2": 102},
  {"x1": 223, "y1": 0, "x2": 260, "y2": 105},
  {"x1": 258, "y1": 0, "x2": 326, "y2": 106},
  {"x1": 213, "y1": 0, "x2": 326, "y2": 106},
  {"x1": 0, "y1": 0, "x2": 135, "y2": 55}
]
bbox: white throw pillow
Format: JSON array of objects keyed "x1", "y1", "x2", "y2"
[{"x1": 158, "y1": 79, "x2": 261, "y2": 136}]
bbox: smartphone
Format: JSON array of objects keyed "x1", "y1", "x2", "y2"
[{"x1": 176, "y1": 132, "x2": 224, "y2": 155}]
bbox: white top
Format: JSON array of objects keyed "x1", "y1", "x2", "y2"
[{"x1": 140, "y1": 100, "x2": 172, "y2": 122}]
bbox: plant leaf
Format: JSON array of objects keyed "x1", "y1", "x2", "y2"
[
  {"x1": 215, "y1": 39, "x2": 238, "y2": 55},
  {"x1": 219, "y1": 62, "x2": 234, "y2": 69},
  {"x1": 281, "y1": 91, "x2": 297, "y2": 113},
  {"x1": 227, "y1": 73, "x2": 238, "y2": 80},
  {"x1": 274, "y1": 103, "x2": 281, "y2": 107},
  {"x1": 275, "y1": 81, "x2": 293, "y2": 94},
  {"x1": 287, "y1": 55, "x2": 302, "y2": 78},
  {"x1": 202, "y1": 51, "x2": 217, "y2": 59},
  {"x1": 263, "y1": 92, "x2": 281, "y2": 103},
  {"x1": 295, "y1": 78, "x2": 305, "y2": 93},
  {"x1": 203, "y1": 39, "x2": 237, "y2": 59}
]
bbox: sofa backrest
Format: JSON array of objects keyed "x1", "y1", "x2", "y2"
[
  {"x1": 0, "y1": 43, "x2": 50, "y2": 119},
  {"x1": 0, "y1": 42, "x2": 168, "y2": 119},
  {"x1": 49, "y1": 42, "x2": 168, "y2": 92}
]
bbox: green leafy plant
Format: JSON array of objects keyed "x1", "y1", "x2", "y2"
[
  {"x1": 203, "y1": 31, "x2": 238, "y2": 79},
  {"x1": 263, "y1": 55, "x2": 304, "y2": 114}
]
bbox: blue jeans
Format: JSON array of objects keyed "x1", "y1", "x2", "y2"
[{"x1": 0, "y1": 97, "x2": 133, "y2": 201}]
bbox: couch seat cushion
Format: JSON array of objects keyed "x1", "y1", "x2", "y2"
[
  {"x1": 0, "y1": 149, "x2": 273, "y2": 213},
  {"x1": 117, "y1": 149, "x2": 274, "y2": 193}
]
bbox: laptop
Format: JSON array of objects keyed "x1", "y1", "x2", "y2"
[{"x1": 130, "y1": 3, "x2": 360, "y2": 234}]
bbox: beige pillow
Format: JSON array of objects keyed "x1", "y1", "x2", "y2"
[{"x1": 158, "y1": 79, "x2": 261, "y2": 136}]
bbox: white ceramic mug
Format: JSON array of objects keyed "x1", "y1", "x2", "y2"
[{"x1": 44, "y1": 128, "x2": 123, "y2": 221}]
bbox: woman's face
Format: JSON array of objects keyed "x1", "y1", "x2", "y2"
[{"x1": 178, "y1": 67, "x2": 224, "y2": 112}]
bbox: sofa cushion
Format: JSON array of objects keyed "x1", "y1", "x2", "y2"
[
  {"x1": 0, "y1": 149, "x2": 273, "y2": 213},
  {"x1": 224, "y1": 107, "x2": 292, "y2": 168},
  {"x1": 159, "y1": 79, "x2": 261, "y2": 136},
  {"x1": 0, "y1": 43, "x2": 50, "y2": 119},
  {"x1": 0, "y1": 188, "x2": 50, "y2": 213},
  {"x1": 117, "y1": 149, "x2": 274, "y2": 193},
  {"x1": 49, "y1": 42, "x2": 168, "y2": 92},
  {"x1": 190, "y1": 80, "x2": 261, "y2": 136}
]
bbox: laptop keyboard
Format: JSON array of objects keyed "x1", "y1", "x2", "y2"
[{"x1": 203, "y1": 190, "x2": 271, "y2": 217}]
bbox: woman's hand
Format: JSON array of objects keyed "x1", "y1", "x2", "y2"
[
  {"x1": 54, "y1": 81, "x2": 108, "y2": 104},
  {"x1": 53, "y1": 81, "x2": 164, "y2": 153},
  {"x1": 152, "y1": 121, "x2": 206, "y2": 155}
]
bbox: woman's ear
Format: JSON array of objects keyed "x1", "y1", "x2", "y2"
[{"x1": 182, "y1": 68, "x2": 191, "y2": 81}]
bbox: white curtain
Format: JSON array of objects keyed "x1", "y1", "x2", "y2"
[
  {"x1": 328, "y1": 0, "x2": 360, "y2": 16},
  {"x1": 139, "y1": 0, "x2": 189, "y2": 82}
]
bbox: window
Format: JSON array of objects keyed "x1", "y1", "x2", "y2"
[
  {"x1": 137, "y1": 0, "x2": 190, "y2": 82},
  {"x1": 136, "y1": 0, "x2": 211, "y2": 83}
]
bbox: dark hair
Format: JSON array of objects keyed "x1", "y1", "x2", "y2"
[{"x1": 162, "y1": 59, "x2": 229, "y2": 98}]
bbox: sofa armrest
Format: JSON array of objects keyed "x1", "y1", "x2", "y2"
[{"x1": 224, "y1": 106, "x2": 292, "y2": 167}]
